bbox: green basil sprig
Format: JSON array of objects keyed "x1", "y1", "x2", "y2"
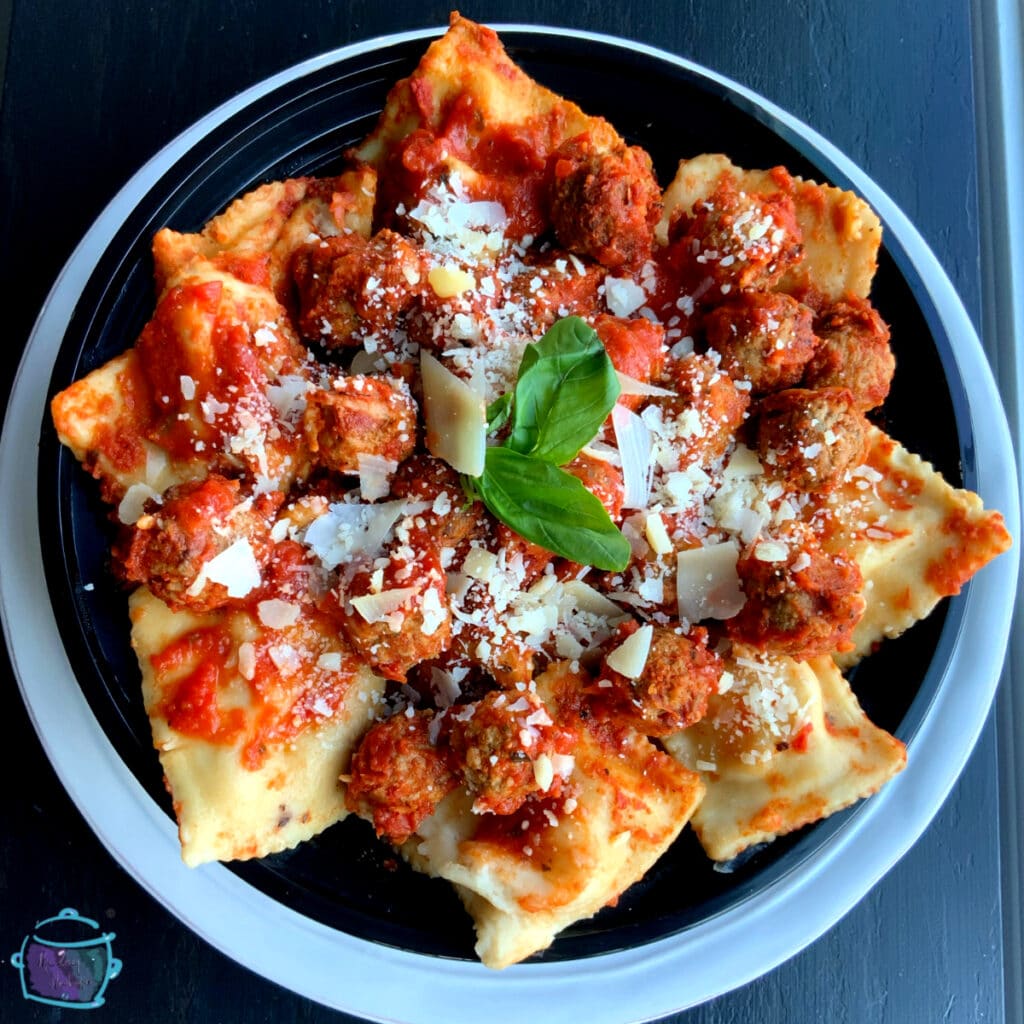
[
  {"x1": 463, "y1": 317, "x2": 631, "y2": 572},
  {"x1": 507, "y1": 316, "x2": 622, "y2": 464}
]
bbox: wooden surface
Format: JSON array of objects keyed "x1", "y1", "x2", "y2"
[{"x1": 0, "y1": 1, "x2": 1008, "y2": 1021}]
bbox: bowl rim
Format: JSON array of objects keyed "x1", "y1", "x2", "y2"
[{"x1": 1, "y1": 22, "x2": 1019, "y2": 1024}]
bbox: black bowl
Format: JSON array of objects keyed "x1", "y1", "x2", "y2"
[{"x1": 39, "y1": 29, "x2": 966, "y2": 963}]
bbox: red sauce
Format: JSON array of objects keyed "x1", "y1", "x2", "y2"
[
  {"x1": 210, "y1": 252, "x2": 272, "y2": 289},
  {"x1": 790, "y1": 720, "x2": 814, "y2": 753},
  {"x1": 135, "y1": 280, "x2": 273, "y2": 462},
  {"x1": 153, "y1": 627, "x2": 246, "y2": 744},
  {"x1": 382, "y1": 92, "x2": 558, "y2": 239},
  {"x1": 471, "y1": 791, "x2": 568, "y2": 863},
  {"x1": 924, "y1": 507, "x2": 1011, "y2": 596}
]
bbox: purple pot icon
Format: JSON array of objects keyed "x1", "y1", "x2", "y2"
[{"x1": 11, "y1": 908, "x2": 121, "y2": 1009}]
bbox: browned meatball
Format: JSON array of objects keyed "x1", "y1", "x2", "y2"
[
  {"x1": 726, "y1": 526, "x2": 865, "y2": 658},
  {"x1": 602, "y1": 623, "x2": 722, "y2": 735},
  {"x1": 668, "y1": 178, "x2": 803, "y2": 298},
  {"x1": 548, "y1": 135, "x2": 662, "y2": 269},
  {"x1": 337, "y1": 536, "x2": 450, "y2": 682},
  {"x1": 303, "y1": 375, "x2": 417, "y2": 475},
  {"x1": 389, "y1": 454, "x2": 488, "y2": 552},
  {"x1": 115, "y1": 474, "x2": 281, "y2": 611},
  {"x1": 803, "y1": 296, "x2": 895, "y2": 410},
  {"x1": 703, "y1": 291, "x2": 818, "y2": 394},
  {"x1": 505, "y1": 249, "x2": 607, "y2": 330},
  {"x1": 444, "y1": 557, "x2": 538, "y2": 689},
  {"x1": 659, "y1": 352, "x2": 751, "y2": 469},
  {"x1": 447, "y1": 690, "x2": 575, "y2": 815},
  {"x1": 757, "y1": 387, "x2": 869, "y2": 492},
  {"x1": 292, "y1": 228, "x2": 426, "y2": 347},
  {"x1": 345, "y1": 709, "x2": 459, "y2": 844},
  {"x1": 494, "y1": 523, "x2": 554, "y2": 587},
  {"x1": 564, "y1": 450, "x2": 626, "y2": 521}
]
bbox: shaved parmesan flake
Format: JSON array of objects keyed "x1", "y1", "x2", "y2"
[
  {"x1": 612, "y1": 404, "x2": 653, "y2": 509},
  {"x1": 187, "y1": 538, "x2": 261, "y2": 599},
  {"x1": 357, "y1": 453, "x2": 398, "y2": 501},
  {"x1": 561, "y1": 579, "x2": 628, "y2": 619},
  {"x1": 431, "y1": 668, "x2": 462, "y2": 707},
  {"x1": 317, "y1": 652, "x2": 343, "y2": 671},
  {"x1": 533, "y1": 753, "x2": 555, "y2": 792},
  {"x1": 754, "y1": 541, "x2": 788, "y2": 563},
  {"x1": 463, "y1": 546, "x2": 498, "y2": 580},
  {"x1": 676, "y1": 541, "x2": 745, "y2": 622},
  {"x1": 266, "y1": 375, "x2": 310, "y2": 425},
  {"x1": 303, "y1": 500, "x2": 407, "y2": 568},
  {"x1": 644, "y1": 513, "x2": 673, "y2": 556},
  {"x1": 604, "y1": 275, "x2": 646, "y2": 317},
  {"x1": 118, "y1": 482, "x2": 161, "y2": 525},
  {"x1": 428, "y1": 264, "x2": 476, "y2": 298},
  {"x1": 421, "y1": 351, "x2": 486, "y2": 476},
  {"x1": 268, "y1": 644, "x2": 301, "y2": 676},
  {"x1": 605, "y1": 623, "x2": 654, "y2": 679},
  {"x1": 551, "y1": 753, "x2": 575, "y2": 779},
  {"x1": 420, "y1": 586, "x2": 446, "y2": 636},
  {"x1": 580, "y1": 441, "x2": 622, "y2": 465},
  {"x1": 722, "y1": 443, "x2": 764, "y2": 480},
  {"x1": 144, "y1": 444, "x2": 170, "y2": 488},
  {"x1": 615, "y1": 371, "x2": 675, "y2": 398},
  {"x1": 258, "y1": 599, "x2": 301, "y2": 629},
  {"x1": 351, "y1": 587, "x2": 419, "y2": 625}
]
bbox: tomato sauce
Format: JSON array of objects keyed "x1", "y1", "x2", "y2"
[{"x1": 153, "y1": 627, "x2": 246, "y2": 744}]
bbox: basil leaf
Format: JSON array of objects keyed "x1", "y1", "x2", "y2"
[
  {"x1": 507, "y1": 316, "x2": 620, "y2": 465},
  {"x1": 475, "y1": 447, "x2": 631, "y2": 571}
]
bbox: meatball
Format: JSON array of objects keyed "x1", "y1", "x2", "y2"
[
  {"x1": 668, "y1": 178, "x2": 803, "y2": 298},
  {"x1": 803, "y1": 296, "x2": 894, "y2": 410},
  {"x1": 404, "y1": 257, "x2": 502, "y2": 352},
  {"x1": 447, "y1": 690, "x2": 574, "y2": 815},
  {"x1": 657, "y1": 352, "x2": 751, "y2": 469},
  {"x1": 303, "y1": 374, "x2": 417, "y2": 475},
  {"x1": 389, "y1": 454, "x2": 487, "y2": 553},
  {"x1": 115, "y1": 474, "x2": 281, "y2": 611},
  {"x1": 292, "y1": 228, "x2": 425, "y2": 347},
  {"x1": 727, "y1": 526, "x2": 865, "y2": 658},
  {"x1": 444, "y1": 548, "x2": 538, "y2": 689},
  {"x1": 505, "y1": 249, "x2": 607, "y2": 330},
  {"x1": 757, "y1": 386, "x2": 870, "y2": 492},
  {"x1": 602, "y1": 622, "x2": 722, "y2": 735},
  {"x1": 595, "y1": 313, "x2": 666, "y2": 405},
  {"x1": 703, "y1": 291, "x2": 817, "y2": 394},
  {"x1": 495, "y1": 523, "x2": 554, "y2": 587},
  {"x1": 564, "y1": 450, "x2": 625, "y2": 521},
  {"x1": 345, "y1": 710, "x2": 459, "y2": 844},
  {"x1": 337, "y1": 533, "x2": 450, "y2": 682},
  {"x1": 548, "y1": 135, "x2": 663, "y2": 269}
]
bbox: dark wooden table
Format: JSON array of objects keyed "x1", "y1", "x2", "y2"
[{"x1": 0, "y1": 2, "x2": 1014, "y2": 1022}]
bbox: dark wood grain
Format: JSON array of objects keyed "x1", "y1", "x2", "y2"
[{"x1": 0, "y1": 2, "x2": 1005, "y2": 1022}]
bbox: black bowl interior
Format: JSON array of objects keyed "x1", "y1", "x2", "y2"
[{"x1": 38, "y1": 31, "x2": 968, "y2": 963}]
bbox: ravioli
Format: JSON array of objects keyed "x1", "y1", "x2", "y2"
[
  {"x1": 663, "y1": 651, "x2": 905, "y2": 861},
  {"x1": 402, "y1": 662, "x2": 704, "y2": 968},
  {"x1": 659, "y1": 152, "x2": 884, "y2": 300},
  {"x1": 130, "y1": 582, "x2": 386, "y2": 865}
]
